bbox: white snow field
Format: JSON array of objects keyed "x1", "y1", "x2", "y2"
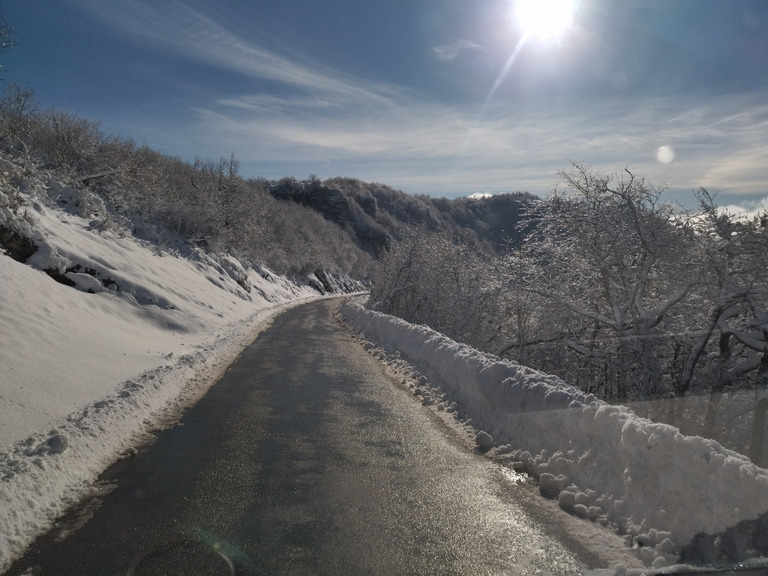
[
  {"x1": 0, "y1": 155, "x2": 362, "y2": 571},
  {"x1": 339, "y1": 299, "x2": 768, "y2": 570}
]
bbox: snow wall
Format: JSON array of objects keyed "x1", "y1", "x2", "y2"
[{"x1": 339, "y1": 299, "x2": 768, "y2": 563}]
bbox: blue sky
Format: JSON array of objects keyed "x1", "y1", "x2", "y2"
[{"x1": 3, "y1": 1, "x2": 767, "y2": 206}]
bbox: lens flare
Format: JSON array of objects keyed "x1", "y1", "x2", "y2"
[{"x1": 656, "y1": 145, "x2": 675, "y2": 164}]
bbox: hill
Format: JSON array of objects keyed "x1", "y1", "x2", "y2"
[
  {"x1": 269, "y1": 175, "x2": 537, "y2": 256},
  {"x1": 1, "y1": 87, "x2": 536, "y2": 287}
]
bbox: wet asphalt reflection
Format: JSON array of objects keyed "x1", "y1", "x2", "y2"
[{"x1": 8, "y1": 298, "x2": 582, "y2": 575}]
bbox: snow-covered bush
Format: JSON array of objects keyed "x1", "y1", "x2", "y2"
[
  {"x1": 369, "y1": 228, "x2": 501, "y2": 350},
  {"x1": 0, "y1": 152, "x2": 44, "y2": 257}
]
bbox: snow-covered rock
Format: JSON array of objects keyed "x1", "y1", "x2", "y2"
[{"x1": 474, "y1": 430, "x2": 494, "y2": 449}]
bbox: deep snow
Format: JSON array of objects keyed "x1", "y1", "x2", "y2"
[
  {"x1": 0, "y1": 155, "x2": 361, "y2": 571},
  {"x1": 339, "y1": 299, "x2": 768, "y2": 570}
]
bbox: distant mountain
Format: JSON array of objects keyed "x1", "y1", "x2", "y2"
[{"x1": 269, "y1": 175, "x2": 537, "y2": 256}]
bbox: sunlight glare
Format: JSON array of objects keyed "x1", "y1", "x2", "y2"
[{"x1": 515, "y1": 0, "x2": 576, "y2": 39}]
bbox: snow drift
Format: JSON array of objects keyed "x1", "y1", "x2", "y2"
[{"x1": 339, "y1": 299, "x2": 768, "y2": 567}]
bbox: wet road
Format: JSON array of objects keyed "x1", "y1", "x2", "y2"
[{"x1": 7, "y1": 299, "x2": 585, "y2": 575}]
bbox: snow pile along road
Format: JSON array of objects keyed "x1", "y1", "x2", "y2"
[
  {"x1": 0, "y1": 153, "x2": 362, "y2": 572},
  {"x1": 339, "y1": 299, "x2": 768, "y2": 569}
]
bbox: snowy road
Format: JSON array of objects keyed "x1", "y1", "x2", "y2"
[{"x1": 7, "y1": 299, "x2": 592, "y2": 575}]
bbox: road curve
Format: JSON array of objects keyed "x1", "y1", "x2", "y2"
[{"x1": 7, "y1": 298, "x2": 588, "y2": 575}]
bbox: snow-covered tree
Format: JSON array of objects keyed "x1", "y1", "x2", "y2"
[
  {"x1": 499, "y1": 164, "x2": 701, "y2": 400},
  {"x1": 369, "y1": 229, "x2": 499, "y2": 349},
  {"x1": 0, "y1": 83, "x2": 35, "y2": 139},
  {"x1": 692, "y1": 189, "x2": 768, "y2": 392}
]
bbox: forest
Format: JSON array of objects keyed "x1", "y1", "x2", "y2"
[
  {"x1": 2, "y1": 80, "x2": 768, "y2": 408},
  {"x1": 371, "y1": 165, "x2": 768, "y2": 405}
]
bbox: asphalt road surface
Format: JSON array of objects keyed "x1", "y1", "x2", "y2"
[{"x1": 7, "y1": 298, "x2": 597, "y2": 576}]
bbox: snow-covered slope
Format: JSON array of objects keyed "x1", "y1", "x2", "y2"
[
  {"x1": 0, "y1": 155, "x2": 360, "y2": 571},
  {"x1": 339, "y1": 299, "x2": 768, "y2": 569}
]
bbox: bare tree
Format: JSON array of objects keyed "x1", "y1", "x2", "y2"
[
  {"x1": 369, "y1": 228, "x2": 499, "y2": 349},
  {"x1": 693, "y1": 189, "x2": 768, "y2": 392},
  {"x1": 499, "y1": 164, "x2": 701, "y2": 400},
  {"x1": 0, "y1": 83, "x2": 36, "y2": 140}
]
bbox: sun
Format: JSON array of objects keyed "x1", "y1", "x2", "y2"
[{"x1": 514, "y1": 0, "x2": 576, "y2": 40}]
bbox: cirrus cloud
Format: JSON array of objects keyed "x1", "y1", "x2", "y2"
[{"x1": 433, "y1": 39, "x2": 483, "y2": 61}]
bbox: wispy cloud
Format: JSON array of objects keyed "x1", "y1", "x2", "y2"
[
  {"x1": 76, "y1": 0, "x2": 768, "y2": 203},
  {"x1": 433, "y1": 39, "x2": 483, "y2": 61},
  {"x1": 194, "y1": 90, "x2": 768, "y2": 201},
  {"x1": 74, "y1": 0, "x2": 403, "y2": 107},
  {"x1": 217, "y1": 95, "x2": 346, "y2": 115}
]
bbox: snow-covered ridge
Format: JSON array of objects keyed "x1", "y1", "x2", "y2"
[
  {"x1": 0, "y1": 153, "x2": 361, "y2": 572},
  {"x1": 339, "y1": 299, "x2": 768, "y2": 568}
]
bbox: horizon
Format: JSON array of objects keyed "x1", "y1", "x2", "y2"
[{"x1": 3, "y1": 1, "x2": 768, "y2": 209}]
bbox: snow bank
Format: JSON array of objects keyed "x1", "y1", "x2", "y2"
[
  {"x1": 339, "y1": 299, "x2": 768, "y2": 566},
  {"x1": 0, "y1": 175, "x2": 318, "y2": 448},
  {"x1": 0, "y1": 155, "x2": 362, "y2": 572}
]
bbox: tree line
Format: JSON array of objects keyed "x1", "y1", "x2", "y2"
[{"x1": 371, "y1": 163, "x2": 768, "y2": 403}]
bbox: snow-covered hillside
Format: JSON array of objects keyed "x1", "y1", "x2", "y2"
[
  {"x1": 0, "y1": 155, "x2": 361, "y2": 571},
  {"x1": 339, "y1": 299, "x2": 768, "y2": 570}
]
